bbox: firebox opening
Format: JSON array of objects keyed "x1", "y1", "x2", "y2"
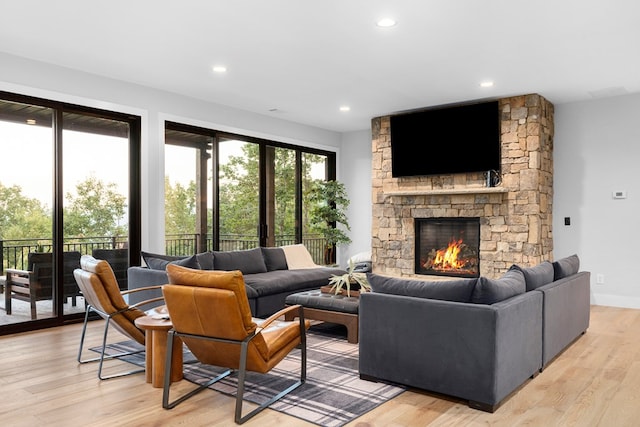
[{"x1": 415, "y1": 217, "x2": 480, "y2": 278}]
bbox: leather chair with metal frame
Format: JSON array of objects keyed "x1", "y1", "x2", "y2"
[
  {"x1": 74, "y1": 255, "x2": 164, "y2": 380},
  {"x1": 161, "y1": 264, "x2": 310, "y2": 424}
]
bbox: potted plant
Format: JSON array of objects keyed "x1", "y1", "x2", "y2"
[
  {"x1": 308, "y1": 180, "x2": 351, "y2": 265},
  {"x1": 325, "y1": 258, "x2": 371, "y2": 297}
]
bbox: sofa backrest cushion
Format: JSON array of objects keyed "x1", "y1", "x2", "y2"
[
  {"x1": 471, "y1": 266, "x2": 526, "y2": 304},
  {"x1": 367, "y1": 272, "x2": 477, "y2": 303},
  {"x1": 513, "y1": 261, "x2": 555, "y2": 291},
  {"x1": 144, "y1": 254, "x2": 200, "y2": 271},
  {"x1": 552, "y1": 254, "x2": 580, "y2": 280},
  {"x1": 260, "y1": 247, "x2": 288, "y2": 271},
  {"x1": 212, "y1": 247, "x2": 268, "y2": 275},
  {"x1": 141, "y1": 250, "x2": 185, "y2": 265},
  {"x1": 280, "y1": 244, "x2": 318, "y2": 269},
  {"x1": 196, "y1": 251, "x2": 215, "y2": 270}
]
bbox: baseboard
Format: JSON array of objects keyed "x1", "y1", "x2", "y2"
[{"x1": 592, "y1": 294, "x2": 640, "y2": 309}]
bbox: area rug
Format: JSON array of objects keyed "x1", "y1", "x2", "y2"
[{"x1": 95, "y1": 325, "x2": 405, "y2": 427}]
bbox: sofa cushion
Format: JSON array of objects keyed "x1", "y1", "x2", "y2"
[
  {"x1": 261, "y1": 247, "x2": 288, "y2": 271},
  {"x1": 145, "y1": 254, "x2": 200, "y2": 271},
  {"x1": 196, "y1": 251, "x2": 214, "y2": 270},
  {"x1": 471, "y1": 266, "x2": 526, "y2": 304},
  {"x1": 513, "y1": 261, "x2": 555, "y2": 291},
  {"x1": 281, "y1": 244, "x2": 318, "y2": 269},
  {"x1": 553, "y1": 254, "x2": 580, "y2": 280},
  {"x1": 367, "y1": 273, "x2": 477, "y2": 303},
  {"x1": 212, "y1": 247, "x2": 268, "y2": 275},
  {"x1": 244, "y1": 267, "x2": 347, "y2": 297},
  {"x1": 141, "y1": 250, "x2": 185, "y2": 266}
]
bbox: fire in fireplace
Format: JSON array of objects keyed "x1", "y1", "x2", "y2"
[{"x1": 415, "y1": 217, "x2": 480, "y2": 278}]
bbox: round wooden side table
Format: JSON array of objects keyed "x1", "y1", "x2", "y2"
[{"x1": 135, "y1": 309, "x2": 183, "y2": 388}]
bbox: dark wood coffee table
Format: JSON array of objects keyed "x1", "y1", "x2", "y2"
[{"x1": 284, "y1": 289, "x2": 360, "y2": 343}]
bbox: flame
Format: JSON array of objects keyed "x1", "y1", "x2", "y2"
[{"x1": 431, "y1": 239, "x2": 465, "y2": 270}]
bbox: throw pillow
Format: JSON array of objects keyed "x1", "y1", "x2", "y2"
[
  {"x1": 471, "y1": 266, "x2": 526, "y2": 304},
  {"x1": 195, "y1": 251, "x2": 214, "y2": 270},
  {"x1": 513, "y1": 261, "x2": 555, "y2": 291},
  {"x1": 552, "y1": 254, "x2": 580, "y2": 280},
  {"x1": 145, "y1": 254, "x2": 200, "y2": 271},
  {"x1": 367, "y1": 272, "x2": 477, "y2": 303},
  {"x1": 141, "y1": 250, "x2": 185, "y2": 266},
  {"x1": 281, "y1": 244, "x2": 318, "y2": 269},
  {"x1": 211, "y1": 247, "x2": 268, "y2": 275},
  {"x1": 261, "y1": 247, "x2": 288, "y2": 271}
]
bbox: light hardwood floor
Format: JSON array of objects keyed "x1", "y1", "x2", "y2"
[{"x1": 1, "y1": 305, "x2": 639, "y2": 426}]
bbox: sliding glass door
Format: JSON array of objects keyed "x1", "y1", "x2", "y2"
[{"x1": 0, "y1": 93, "x2": 140, "y2": 334}]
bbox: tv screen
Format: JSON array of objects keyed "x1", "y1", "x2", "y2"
[{"x1": 390, "y1": 101, "x2": 500, "y2": 177}]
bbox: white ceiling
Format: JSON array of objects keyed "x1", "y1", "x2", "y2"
[{"x1": 1, "y1": 0, "x2": 638, "y2": 133}]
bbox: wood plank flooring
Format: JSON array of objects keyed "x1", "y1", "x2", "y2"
[{"x1": 1, "y1": 305, "x2": 639, "y2": 426}]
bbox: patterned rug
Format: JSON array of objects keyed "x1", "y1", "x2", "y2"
[{"x1": 97, "y1": 325, "x2": 405, "y2": 427}]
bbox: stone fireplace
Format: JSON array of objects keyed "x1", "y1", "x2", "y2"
[
  {"x1": 371, "y1": 94, "x2": 554, "y2": 279},
  {"x1": 415, "y1": 217, "x2": 480, "y2": 278}
]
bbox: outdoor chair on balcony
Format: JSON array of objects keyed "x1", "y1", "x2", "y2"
[
  {"x1": 161, "y1": 264, "x2": 309, "y2": 424},
  {"x1": 74, "y1": 255, "x2": 165, "y2": 380},
  {"x1": 92, "y1": 248, "x2": 129, "y2": 291},
  {"x1": 4, "y1": 251, "x2": 81, "y2": 320}
]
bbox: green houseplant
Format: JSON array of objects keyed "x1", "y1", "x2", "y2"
[{"x1": 308, "y1": 180, "x2": 351, "y2": 265}]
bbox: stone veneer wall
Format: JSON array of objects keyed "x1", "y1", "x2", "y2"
[{"x1": 371, "y1": 94, "x2": 554, "y2": 279}]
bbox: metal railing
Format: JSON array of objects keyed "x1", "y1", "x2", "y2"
[{"x1": 1, "y1": 234, "x2": 329, "y2": 274}]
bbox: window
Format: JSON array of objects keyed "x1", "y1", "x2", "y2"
[
  {"x1": 164, "y1": 122, "x2": 335, "y2": 264},
  {"x1": 0, "y1": 92, "x2": 141, "y2": 334}
]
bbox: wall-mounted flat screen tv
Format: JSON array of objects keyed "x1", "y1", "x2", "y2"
[{"x1": 390, "y1": 100, "x2": 500, "y2": 177}]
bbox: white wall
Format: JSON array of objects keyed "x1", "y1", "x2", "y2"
[
  {"x1": 554, "y1": 93, "x2": 640, "y2": 308},
  {"x1": 8, "y1": 52, "x2": 638, "y2": 309},
  {"x1": 338, "y1": 129, "x2": 373, "y2": 267},
  {"x1": 0, "y1": 52, "x2": 343, "y2": 256}
]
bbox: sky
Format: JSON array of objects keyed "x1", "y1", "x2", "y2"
[
  {"x1": 1, "y1": 121, "x2": 325, "y2": 211},
  {"x1": 0, "y1": 121, "x2": 129, "y2": 207}
]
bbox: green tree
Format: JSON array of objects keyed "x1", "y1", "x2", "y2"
[
  {"x1": 218, "y1": 144, "x2": 326, "y2": 240},
  {"x1": 0, "y1": 182, "x2": 51, "y2": 239},
  {"x1": 64, "y1": 175, "x2": 127, "y2": 237},
  {"x1": 164, "y1": 177, "x2": 197, "y2": 235},
  {"x1": 219, "y1": 143, "x2": 260, "y2": 237}
]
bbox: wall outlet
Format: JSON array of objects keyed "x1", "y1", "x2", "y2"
[{"x1": 596, "y1": 274, "x2": 605, "y2": 285}]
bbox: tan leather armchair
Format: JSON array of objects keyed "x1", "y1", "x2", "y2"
[
  {"x1": 161, "y1": 264, "x2": 310, "y2": 424},
  {"x1": 74, "y1": 255, "x2": 164, "y2": 380}
]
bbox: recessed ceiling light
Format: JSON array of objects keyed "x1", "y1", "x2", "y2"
[
  {"x1": 339, "y1": 106, "x2": 351, "y2": 112},
  {"x1": 26, "y1": 119, "x2": 36, "y2": 125},
  {"x1": 212, "y1": 65, "x2": 227, "y2": 73},
  {"x1": 480, "y1": 81, "x2": 494, "y2": 88},
  {"x1": 376, "y1": 18, "x2": 397, "y2": 28}
]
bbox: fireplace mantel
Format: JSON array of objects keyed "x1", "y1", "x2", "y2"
[{"x1": 384, "y1": 187, "x2": 508, "y2": 199}]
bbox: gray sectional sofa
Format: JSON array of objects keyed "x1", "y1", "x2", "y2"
[
  {"x1": 127, "y1": 245, "x2": 346, "y2": 317},
  {"x1": 358, "y1": 254, "x2": 590, "y2": 412}
]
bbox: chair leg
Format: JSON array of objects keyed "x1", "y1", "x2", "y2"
[
  {"x1": 30, "y1": 297, "x2": 37, "y2": 320},
  {"x1": 77, "y1": 305, "x2": 145, "y2": 380},
  {"x1": 162, "y1": 330, "x2": 232, "y2": 410},
  {"x1": 234, "y1": 313, "x2": 308, "y2": 424},
  {"x1": 5, "y1": 282, "x2": 11, "y2": 315}
]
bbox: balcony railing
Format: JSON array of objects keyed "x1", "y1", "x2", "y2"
[{"x1": 1, "y1": 234, "x2": 329, "y2": 274}]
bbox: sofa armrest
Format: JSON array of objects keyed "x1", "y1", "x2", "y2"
[
  {"x1": 536, "y1": 271, "x2": 591, "y2": 367},
  {"x1": 359, "y1": 290, "x2": 542, "y2": 408},
  {"x1": 127, "y1": 266, "x2": 167, "y2": 309}
]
